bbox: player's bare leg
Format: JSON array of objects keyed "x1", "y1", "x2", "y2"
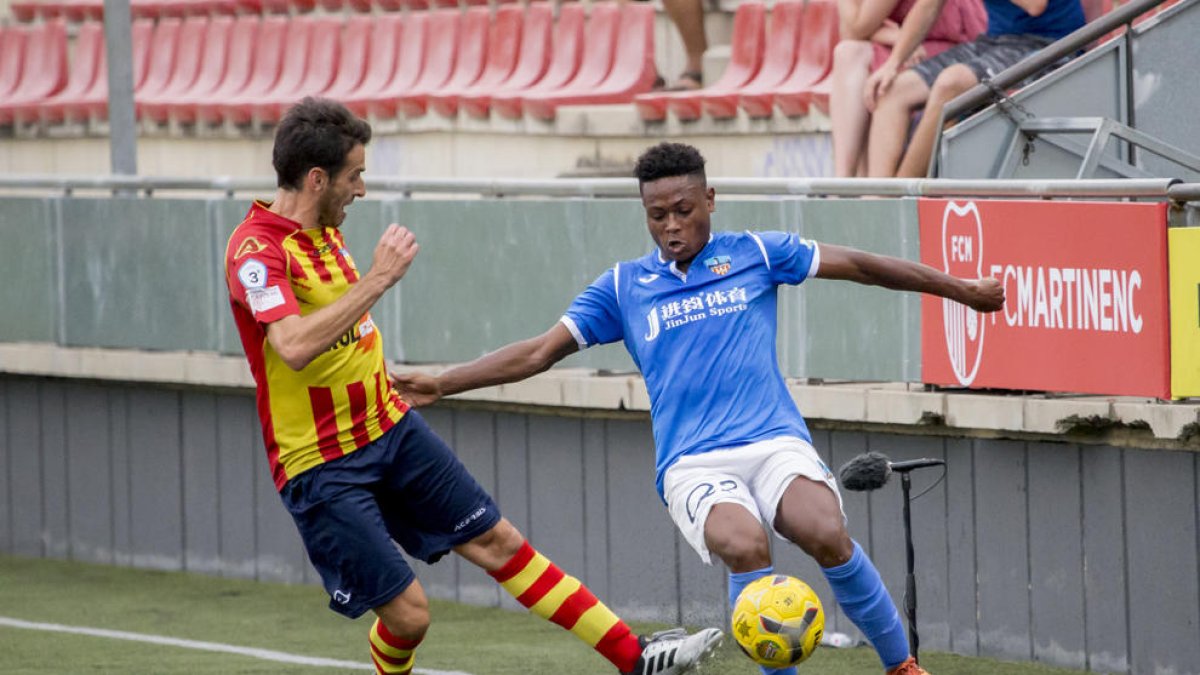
[{"x1": 370, "y1": 582, "x2": 430, "y2": 674}]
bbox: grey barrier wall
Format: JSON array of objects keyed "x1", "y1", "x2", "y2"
[
  {"x1": 0, "y1": 194, "x2": 922, "y2": 381},
  {"x1": 2, "y1": 374, "x2": 1199, "y2": 675}
]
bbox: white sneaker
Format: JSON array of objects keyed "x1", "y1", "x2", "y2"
[{"x1": 622, "y1": 627, "x2": 723, "y2": 675}]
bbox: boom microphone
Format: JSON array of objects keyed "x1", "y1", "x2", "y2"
[{"x1": 838, "y1": 452, "x2": 946, "y2": 491}]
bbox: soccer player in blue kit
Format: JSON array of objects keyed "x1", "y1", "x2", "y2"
[{"x1": 393, "y1": 142, "x2": 1005, "y2": 675}]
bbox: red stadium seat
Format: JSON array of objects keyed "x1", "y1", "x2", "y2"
[
  {"x1": 522, "y1": 1, "x2": 654, "y2": 120},
  {"x1": 402, "y1": 0, "x2": 428, "y2": 9},
  {"x1": 761, "y1": 0, "x2": 838, "y2": 118},
  {"x1": 430, "y1": 3, "x2": 524, "y2": 117},
  {"x1": 376, "y1": 0, "x2": 402, "y2": 9},
  {"x1": 195, "y1": 15, "x2": 288, "y2": 125},
  {"x1": 321, "y1": 15, "x2": 372, "y2": 105},
  {"x1": 11, "y1": 1, "x2": 38, "y2": 21},
  {"x1": 635, "y1": 0, "x2": 765, "y2": 122},
  {"x1": 703, "y1": 0, "x2": 803, "y2": 120},
  {"x1": 130, "y1": 17, "x2": 184, "y2": 113},
  {"x1": 340, "y1": 14, "x2": 405, "y2": 117},
  {"x1": 395, "y1": 7, "x2": 478, "y2": 118},
  {"x1": 491, "y1": 1, "x2": 583, "y2": 119},
  {"x1": 136, "y1": 15, "x2": 208, "y2": 121},
  {"x1": 165, "y1": 14, "x2": 248, "y2": 124},
  {"x1": 61, "y1": 18, "x2": 153, "y2": 123},
  {"x1": 461, "y1": 0, "x2": 553, "y2": 119},
  {"x1": 784, "y1": 71, "x2": 832, "y2": 116},
  {"x1": 346, "y1": 0, "x2": 372, "y2": 12},
  {"x1": 243, "y1": 15, "x2": 342, "y2": 124},
  {"x1": 362, "y1": 12, "x2": 435, "y2": 119},
  {"x1": 141, "y1": 15, "x2": 233, "y2": 124},
  {"x1": 0, "y1": 19, "x2": 68, "y2": 125},
  {"x1": 0, "y1": 27, "x2": 28, "y2": 98},
  {"x1": 403, "y1": 5, "x2": 490, "y2": 117},
  {"x1": 62, "y1": 0, "x2": 104, "y2": 22},
  {"x1": 515, "y1": 1, "x2": 617, "y2": 120},
  {"x1": 11, "y1": 19, "x2": 102, "y2": 125}
]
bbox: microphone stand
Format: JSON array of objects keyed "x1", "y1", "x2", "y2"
[{"x1": 901, "y1": 471, "x2": 919, "y2": 662}]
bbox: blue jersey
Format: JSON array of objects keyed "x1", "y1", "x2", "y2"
[
  {"x1": 562, "y1": 230, "x2": 820, "y2": 499},
  {"x1": 986, "y1": 0, "x2": 1084, "y2": 39}
]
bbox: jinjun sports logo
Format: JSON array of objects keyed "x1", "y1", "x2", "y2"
[{"x1": 941, "y1": 201, "x2": 985, "y2": 386}]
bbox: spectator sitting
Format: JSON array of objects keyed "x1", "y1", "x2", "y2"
[
  {"x1": 830, "y1": 0, "x2": 987, "y2": 176},
  {"x1": 863, "y1": 0, "x2": 1085, "y2": 177}
]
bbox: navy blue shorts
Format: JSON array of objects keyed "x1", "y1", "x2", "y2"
[{"x1": 279, "y1": 411, "x2": 501, "y2": 619}]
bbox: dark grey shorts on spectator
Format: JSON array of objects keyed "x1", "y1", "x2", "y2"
[{"x1": 911, "y1": 33, "x2": 1056, "y2": 86}]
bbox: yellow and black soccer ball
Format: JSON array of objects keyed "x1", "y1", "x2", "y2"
[{"x1": 731, "y1": 574, "x2": 825, "y2": 668}]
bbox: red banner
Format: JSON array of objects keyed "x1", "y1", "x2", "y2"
[{"x1": 919, "y1": 199, "x2": 1170, "y2": 398}]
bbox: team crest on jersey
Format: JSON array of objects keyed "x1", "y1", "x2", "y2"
[
  {"x1": 705, "y1": 255, "x2": 732, "y2": 275},
  {"x1": 234, "y1": 237, "x2": 266, "y2": 259}
]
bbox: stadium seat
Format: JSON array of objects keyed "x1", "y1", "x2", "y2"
[
  {"x1": 339, "y1": 14, "x2": 405, "y2": 117},
  {"x1": 703, "y1": 0, "x2": 803, "y2": 120},
  {"x1": 635, "y1": 0, "x2": 765, "y2": 122},
  {"x1": 402, "y1": 0, "x2": 428, "y2": 9},
  {"x1": 136, "y1": 15, "x2": 209, "y2": 121},
  {"x1": 461, "y1": 0, "x2": 554, "y2": 119},
  {"x1": 320, "y1": 15, "x2": 372, "y2": 106},
  {"x1": 784, "y1": 71, "x2": 832, "y2": 116},
  {"x1": 242, "y1": 15, "x2": 341, "y2": 124},
  {"x1": 0, "y1": 27, "x2": 27, "y2": 99},
  {"x1": 522, "y1": 1, "x2": 654, "y2": 120},
  {"x1": 10, "y1": 1, "x2": 38, "y2": 21},
  {"x1": 395, "y1": 7, "x2": 479, "y2": 118},
  {"x1": 163, "y1": 14, "x2": 246, "y2": 125},
  {"x1": 61, "y1": 18, "x2": 154, "y2": 123},
  {"x1": 429, "y1": 3, "x2": 524, "y2": 118},
  {"x1": 0, "y1": 19, "x2": 68, "y2": 125},
  {"x1": 765, "y1": 0, "x2": 838, "y2": 118},
  {"x1": 515, "y1": 1, "x2": 618, "y2": 120},
  {"x1": 11, "y1": 19, "x2": 103, "y2": 125},
  {"x1": 62, "y1": 0, "x2": 104, "y2": 22},
  {"x1": 375, "y1": 0, "x2": 402, "y2": 10},
  {"x1": 195, "y1": 14, "x2": 287, "y2": 125},
  {"x1": 490, "y1": 1, "x2": 583, "y2": 119},
  {"x1": 129, "y1": 16, "x2": 184, "y2": 115},
  {"x1": 363, "y1": 12, "x2": 436, "y2": 119}
]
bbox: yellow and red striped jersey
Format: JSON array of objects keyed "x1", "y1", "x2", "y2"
[{"x1": 224, "y1": 201, "x2": 407, "y2": 490}]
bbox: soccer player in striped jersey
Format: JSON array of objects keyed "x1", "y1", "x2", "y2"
[
  {"x1": 393, "y1": 142, "x2": 1005, "y2": 675},
  {"x1": 224, "y1": 99, "x2": 721, "y2": 675}
]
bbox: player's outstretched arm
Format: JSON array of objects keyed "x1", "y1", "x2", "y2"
[
  {"x1": 815, "y1": 242, "x2": 1005, "y2": 312},
  {"x1": 267, "y1": 224, "x2": 418, "y2": 371},
  {"x1": 392, "y1": 323, "x2": 580, "y2": 407}
]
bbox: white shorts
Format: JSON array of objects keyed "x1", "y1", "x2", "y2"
[{"x1": 663, "y1": 436, "x2": 844, "y2": 565}]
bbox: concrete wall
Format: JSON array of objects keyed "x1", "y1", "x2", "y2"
[
  {"x1": 0, "y1": 194, "x2": 922, "y2": 380},
  {"x1": 3, "y1": 374, "x2": 1198, "y2": 674}
]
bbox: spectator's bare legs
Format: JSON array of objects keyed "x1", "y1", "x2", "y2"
[
  {"x1": 866, "y1": 69, "x2": 929, "y2": 177},
  {"x1": 895, "y1": 63, "x2": 978, "y2": 177},
  {"x1": 663, "y1": 0, "x2": 709, "y2": 87},
  {"x1": 830, "y1": 40, "x2": 875, "y2": 177}
]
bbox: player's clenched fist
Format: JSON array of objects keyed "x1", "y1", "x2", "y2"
[
  {"x1": 370, "y1": 224, "x2": 419, "y2": 286},
  {"x1": 964, "y1": 277, "x2": 1005, "y2": 313}
]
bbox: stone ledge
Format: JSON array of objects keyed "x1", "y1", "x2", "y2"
[{"x1": 1, "y1": 342, "x2": 1196, "y2": 442}]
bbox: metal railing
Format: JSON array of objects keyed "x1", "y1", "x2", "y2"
[
  {"x1": 1, "y1": 174, "x2": 1197, "y2": 201},
  {"x1": 934, "y1": 0, "x2": 1189, "y2": 176}
]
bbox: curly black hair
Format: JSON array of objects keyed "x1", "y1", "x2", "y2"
[
  {"x1": 273, "y1": 97, "x2": 372, "y2": 190},
  {"x1": 633, "y1": 142, "x2": 707, "y2": 186}
]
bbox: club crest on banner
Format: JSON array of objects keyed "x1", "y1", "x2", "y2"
[{"x1": 941, "y1": 201, "x2": 985, "y2": 386}]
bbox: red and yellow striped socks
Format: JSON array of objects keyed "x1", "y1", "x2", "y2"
[
  {"x1": 368, "y1": 618, "x2": 422, "y2": 675},
  {"x1": 488, "y1": 541, "x2": 642, "y2": 673}
]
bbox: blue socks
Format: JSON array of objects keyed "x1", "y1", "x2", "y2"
[
  {"x1": 729, "y1": 566, "x2": 797, "y2": 675},
  {"x1": 821, "y1": 540, "x2": 909, "y2": 670}
]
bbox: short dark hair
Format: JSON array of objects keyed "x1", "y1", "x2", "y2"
[
  {"x1": 272, "y1": 97, "x2": 372, "y2": 190},
  {"x1": 633, "y1": 142, "x2": 707, "y2": 186}
]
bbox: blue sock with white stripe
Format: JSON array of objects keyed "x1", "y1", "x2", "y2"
[
  {"x1": 821, "y1": 540, "x2": 909, "y2": 670},
  {"x1": 729, "y1": 567, "x2": 797, "y2": 675}
]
